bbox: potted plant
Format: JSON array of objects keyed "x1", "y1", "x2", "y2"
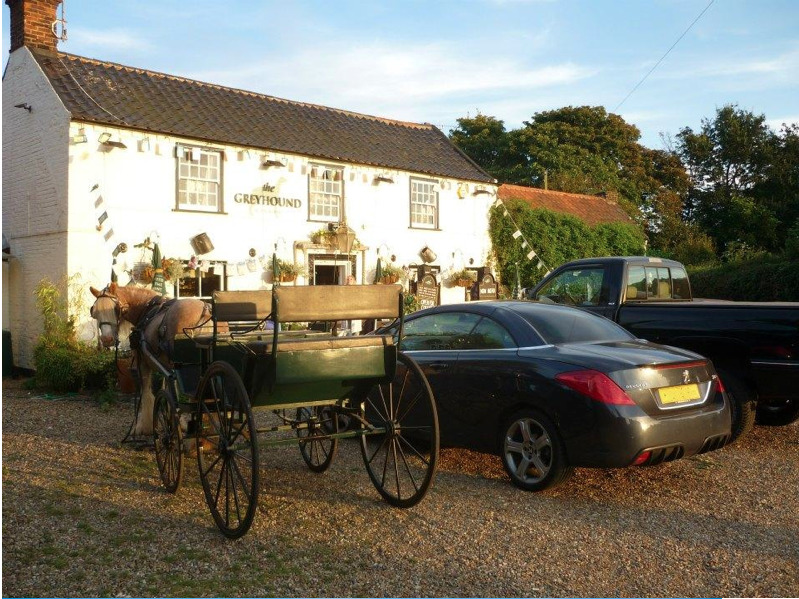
[
  {"x1": 380, "y1": 263, "x2": 403, "y2": 284},
  {"x1": 450, "y1": 268, "x2": 477, "y2": 288},
  {"x1": 310, "y1": 228, "x2": 333, "y2": 246},
  {"x1": 273, "y1": 258, "x2": 307, "y2": 283}
]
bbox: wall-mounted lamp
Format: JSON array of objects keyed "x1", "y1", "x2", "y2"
[
  {"x1": 138, "y1": 137, "x2": 150, "y2": 152},
  {"x1": 112, "y1": 242, "x2": 128, "y2": 257},
  {"x1": 99, "y1": 132, "x2": 127, "y2": 149},
  {"x1": 71, "y1": 128, "x2": 88, "y2": 144},
  {"x1": 373, "y1": 174, "x2": 395, "y2": 184},
  {"x1": 262, "y1": 158, "x2": 286, "y2": 168},
  {"x1": 238, "y1": 149, "x2": 251, "y2": 161},
  {"x1": 14, "y1": 103, "x2": 31, "y2": 112}
]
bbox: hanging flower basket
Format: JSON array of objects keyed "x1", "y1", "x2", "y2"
[
  {"x1": 449, "y1": 269, "x2": 477, "y2": 288},
  {"x1": 381, "y1": 274, "x2": 399, "y2": 284},
  {"x1": 133, "y1": 262, "x2": 154, "y2": 284},
  {"x1": 279, "y1": 273, "x2": 296, "y2": 283}
]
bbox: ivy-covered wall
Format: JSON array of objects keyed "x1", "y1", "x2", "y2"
[{"x1": 489, "y1": 199, "x2": 647, "y2": 290}]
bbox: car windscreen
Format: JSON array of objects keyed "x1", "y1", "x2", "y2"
[{"x1": 517, "y1": 305, "x2": 634, "y2": 344}]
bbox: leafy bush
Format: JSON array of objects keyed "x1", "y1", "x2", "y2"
[
  {"x1": 489, "y1": 200, "x2": 646, "y2": 289},
  {"x1": 32, "y1": 278, "x2": 118, "y2": 394},
  {"x1": 783, "y1": 220, "x2": 799, "y2": 259},
  {"x1": 689, "y1": 257, "x2": 799, "y2": 301}
]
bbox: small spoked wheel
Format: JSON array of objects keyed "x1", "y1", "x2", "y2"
[
  {"x1": 195, "y1": 361, "x2": 260, "y2": 539},
  {"x1": 296, "y1": 405, "x2": 339, "y2": 472},
  {"x1": 153, "y1": 388, "x2": 183, "y2": 493},
  {"x1": 360, "y1": 352, "x2": 439, "y2": 508},
  {"x1": 501, "y1": 410, "x2": 572, "y2": 492}
]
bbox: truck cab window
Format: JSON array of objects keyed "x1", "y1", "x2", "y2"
[
  {"x1": 534, "y1": 267, "x2": 605, "y2": 306},
  {"x1": 626, "y1": 266, "x2": 647, "y2": 300},
  {"x1": 671, "y1": 267, "x2": 691, "y2": 299}
]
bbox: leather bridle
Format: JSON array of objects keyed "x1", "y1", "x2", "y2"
[{"x1": 90, "y1": 287, "x2": 125, "y2": 343}]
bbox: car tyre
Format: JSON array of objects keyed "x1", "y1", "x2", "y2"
[
  {"x1": 500, "y1": 410, "x2": 573, "y2": 492},
  {"x1": 718, "y1": 369, "x2": 756, "y2": 443},
  {"x1": 755, "y1": 398, "x2": 799, "y2": 426}
]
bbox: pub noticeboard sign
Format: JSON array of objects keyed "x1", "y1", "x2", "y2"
[
  {"x1": 417, "y1": 273, "x2": 439, "y2": 310},
  {"x1": 478, "y1": 273, "x2": 498, "y2": 300}
]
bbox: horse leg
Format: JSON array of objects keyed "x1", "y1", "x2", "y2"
[{"x1": 134, "y1": 358, "x2": 156, "y2": 436}]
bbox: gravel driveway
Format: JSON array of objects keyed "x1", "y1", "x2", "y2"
[{"x1": 3, "y1": 378, "x2": 798, "y2": 597}]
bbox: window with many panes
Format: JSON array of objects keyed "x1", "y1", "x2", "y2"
[
  {"x1": 174, "y1": 260, "x2": 226, "y2": 300},
  {"x1": 410, "y1": 178, "x2": 438, "y2": 229},
  {"x1": 309, "y1": 164, "x2": 342, "y2": 221},
  {"x1": 177, "y1": 146, "x2": 222, "y2": 212}
]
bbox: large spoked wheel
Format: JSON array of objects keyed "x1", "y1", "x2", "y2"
[
  {"x1": 296, "y1": 405, "x2": 339, "y2": 472},
  {"x1": 360, "y1": 352, "x2": 439, "y2": 508},
  {"x1": 501, "y1": 410, "x2": 573, "y2": 492},
  {"x1": 195, "y1": 361, "x2": 260, "y2": 539},
  {"x1": 153, "y1": 388, "x2": 183, "y2": 493}
]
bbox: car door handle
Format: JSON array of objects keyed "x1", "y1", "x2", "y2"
[{"x1": 429, "y1": 362, "x2": 451, "y2": 371}]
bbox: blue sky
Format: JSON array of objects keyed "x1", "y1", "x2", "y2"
[{"x1": 3, "y1": 0, "x2": 797, "y2": 149}]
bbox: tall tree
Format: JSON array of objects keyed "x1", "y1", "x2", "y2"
[
  {"x1": 450, "y1": 106, "x2": 691, "y2": 232},
  {"x1": 677, "y1": 105, "x2": 781, "y2": 252},
  {"x1": 448, "y1": 114, "x2": 512, "y2": 182}
]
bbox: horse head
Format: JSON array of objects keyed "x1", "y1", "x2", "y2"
[{"x1": 90, "y1": 282, "x2": 124, "y2": 347}]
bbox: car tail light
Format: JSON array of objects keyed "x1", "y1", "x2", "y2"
[
  {"x1": 715, "y1": 376, "x2": 726, "y2": 393},
  {"x1": 555, "y1": 369, "x2": 636, "y2": 406},
  {"x1": 632, "y1": 451, "x2": 651, "y2": 466}
]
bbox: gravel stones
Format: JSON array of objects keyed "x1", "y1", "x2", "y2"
[{"x1": 2, "y1": 378, "x2": 798, "y2": 597}]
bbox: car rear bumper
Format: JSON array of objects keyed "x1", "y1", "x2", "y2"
[{"x1": 564, "y1": 396, "x2": 732, "y2": 468}]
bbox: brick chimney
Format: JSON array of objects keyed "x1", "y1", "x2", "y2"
[{"x1": 6, "y1": 0, "x2": 63, "y2": 53}]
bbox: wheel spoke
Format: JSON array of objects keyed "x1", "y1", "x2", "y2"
[
  {"x1": 397, "y1": 433, "x2": 431, "y2": 466},
  {"x1": 515, "y1": 456, "x2": 531, "y2": 479},
  {"x1": 519, "y1": 420, "x2": 532, "y2": 444},
  {"x1": 530, "y1": 453, "x2": 548, "y2": 476},
  {"x1": 505, "y1": 439, "x2": 524, "y2": 455},
  {"x1": 391, "y1": 439, "x2": 401, "y2": 500},
  {"x1": 367, "y1": 434, "x2": 390, "y2": 466},
  {"x1": 394, "y1": 438, "x2": 421, "y2": 494},
  {"x1": 534, "y1": 433, "x2": 549, "y2": 452}
]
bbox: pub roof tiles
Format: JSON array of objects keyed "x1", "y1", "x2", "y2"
[
  {"x1": 30, "y1": 49, "x2": 494, "y2": 184},
  {"x1": 498, "y1": 184, "x2": 633, "y2": 226}
]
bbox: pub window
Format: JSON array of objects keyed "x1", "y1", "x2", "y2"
[
  {"x1": 410, "y1": 178, "x2": 438, "y2": 229},
  {"x1": 309, "y1": 164, "x2": 343, "y2": 221},
  {"x1": 175, "y1": 261, "x2": 226, "y2": 300},
  {"x1": 177, "y1": 145, "x2": 223, "y2": 213}
]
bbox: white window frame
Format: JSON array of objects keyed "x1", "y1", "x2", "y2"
[
  {"x1": 410, "y1": 177, "x2": 438, "y2": 229},
  {"x1": 309, "y1": 164, "x2": 343, "y2": 221},
  {"x1": 177, "y1": 145, "x2": 223, "y2": 213}
]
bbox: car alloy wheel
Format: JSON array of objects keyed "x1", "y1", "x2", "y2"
[{"x1": 501, "y1": 410, "x2": 572, "y2": 492}]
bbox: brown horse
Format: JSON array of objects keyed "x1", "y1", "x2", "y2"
[{"x1": 89, "y1": 283, "x2": 211, "y2": 436}]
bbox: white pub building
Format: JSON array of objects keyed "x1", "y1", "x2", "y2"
[{"x1": 2, "y1": 0, "x2": 497, "y2": 369}]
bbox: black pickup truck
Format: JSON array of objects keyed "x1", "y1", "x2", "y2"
[{"x1": 527, "y1": 256, "x2": 799, "y2": 440}]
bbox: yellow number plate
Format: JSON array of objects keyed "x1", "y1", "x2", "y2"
[{"x1": 658, "y1": 383, "x2": 700, "y2": 404}]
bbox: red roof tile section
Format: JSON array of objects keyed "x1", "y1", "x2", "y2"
[
  {"x1": 498, "y1": 184, "x2": 633, "y2": 226},
  {"x1": 30, "y1": 49, "x2": 493, "y2": 184}
]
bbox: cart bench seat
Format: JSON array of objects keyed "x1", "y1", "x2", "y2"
[{"x1": 246, "y1": 333, "x2": 393, "y2": 354}]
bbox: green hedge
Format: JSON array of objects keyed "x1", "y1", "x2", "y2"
[
  {"x1": 689, "y1": 258, "x2": 799, "y2": 301},
  {"x1": 489, "y1": 200, "x2": 647, "y2": 289}
]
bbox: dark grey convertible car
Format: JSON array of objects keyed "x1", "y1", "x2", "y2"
[{"x1": 378, "y1": 301, "x2": 732, "y2": 491}]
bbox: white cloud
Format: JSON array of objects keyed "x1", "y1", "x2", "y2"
[
  {"x1": 68, "y1": 28, "x2": 153, "y2": 52},
  {"x1": 766, "y1": 116, "x2": 799, "y2": 132},
  {"x1": 190, "y1": 40, "x2": 595, "y2": 120}
]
